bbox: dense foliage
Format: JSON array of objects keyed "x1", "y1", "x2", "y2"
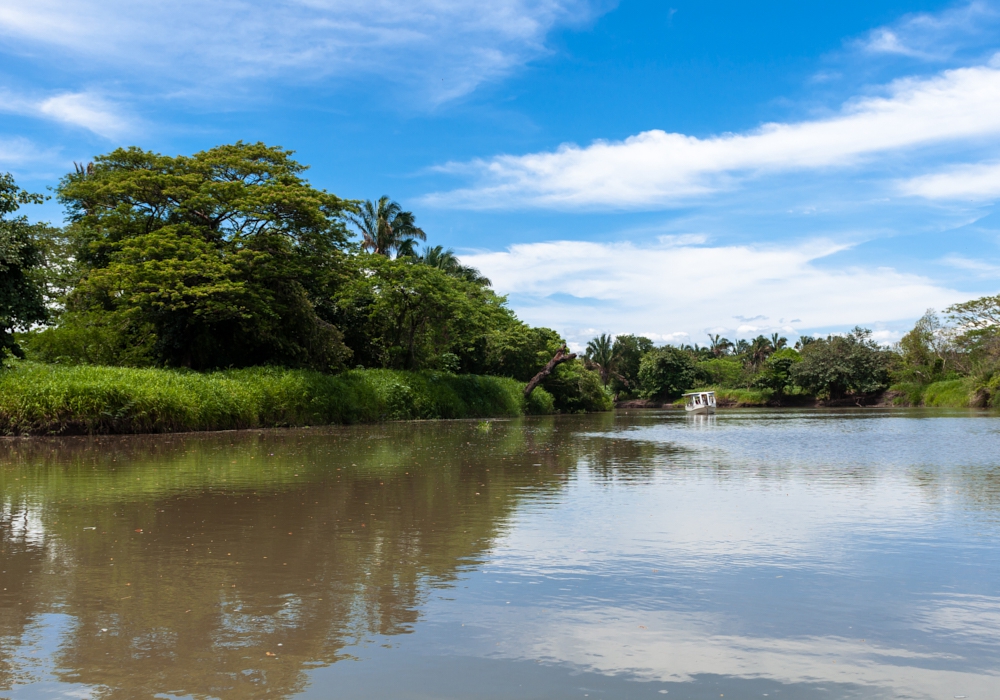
[
  {"x1": 0, "y1": 174, "x2": 48, "y2": 360},
  {"x1": 637, "y1": 345, "x2": 697, "y2": 400},
  {"x1": 2, "y1": 146, "x2": 611, "y2": 415},
  {"x1": 47, "y1": 143, "x2": 353, "y2": 370},
  {"x1": 789, "y1": 329, "x2": 894, "y2": 399}
]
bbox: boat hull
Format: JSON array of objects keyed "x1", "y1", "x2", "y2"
[{"x1": 685, "y1": 405, "x2": 715, "y2": 415}]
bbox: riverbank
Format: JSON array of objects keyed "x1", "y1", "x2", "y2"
[
  {"x1": 617, "y1": 381, "x2": 998, "y2": 409},
  {"x1": 617, "y1": 388, "x2": 780, "y2": 409},
  {"x1": 0, "y1": 362, "x2": 555, "y2": 436}
]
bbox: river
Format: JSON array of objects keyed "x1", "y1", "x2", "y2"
[{"x1": 1, "y1": 409, "x2": 998, "y2": 699}]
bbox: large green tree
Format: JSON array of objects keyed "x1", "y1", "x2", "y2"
[
  {"x1": 52, "y1": 143, "x2": 351, "y2": 370},
  {"x1": 609, "y1": 334, "x2": 654, "y2": 396},
  {"x1": 0, "y1": 174, "x2": 48, "y2": 361},
  {"x1": 638, "y1": 345, "x2": 696, "y2": 400},
  {"x1": 790, "y1": 328, "x2": 894, "y2": 399}
]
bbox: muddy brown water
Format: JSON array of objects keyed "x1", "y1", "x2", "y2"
[{"x1": 1, "y1": 409, "x2": 999, "y2": 699}]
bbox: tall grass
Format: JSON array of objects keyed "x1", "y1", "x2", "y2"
[
  {"x1": 922, "y1": 379, "x2": 972, "y2": 407},
  {"x1": 889, "y1": 378, "x2": 978, "y2": 407},
  {"x1": 0, "y1": 362, "x2": 555, "y2": 435}
]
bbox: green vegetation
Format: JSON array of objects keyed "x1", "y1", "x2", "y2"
[
  {"x1": 0, "y1": 174, "x2": 48, "y2": 361},
  {"x1": 0, "y1": 145, "x2": 612, "y2": 432},
  {"x1": 889, "y1": 300, "x2": 1000, "y2": 408},
  {"x1": 0, "y1": 362, "x2": 553, "y2": 435},
  {"x1": 6, "y1": 141, "x2": 1000, "y2": 424},
  {"x1": 922, "y1": 379, "x2": 972, "y2": 408},
  {"x1": 789, "y1": 328, "x2": 894, "y2": 399},
  {"x1": 637, "y1": 345, "x2": 697, "y2": 401},
  {"x1": 585, "y1": 301, "x2": 1000, "y2": 408}
]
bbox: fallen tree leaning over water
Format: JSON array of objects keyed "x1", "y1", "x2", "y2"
[{"x1": 523, "y1": 346, "x2": 576, "y2": 398}]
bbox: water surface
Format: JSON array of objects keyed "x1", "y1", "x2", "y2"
[{"x1": 2, "y1": 409, "x2": 999, "y2": 699}]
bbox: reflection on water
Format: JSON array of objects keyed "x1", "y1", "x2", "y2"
[{"x1": 1, "y1": 409, "x2": 999, "y2": 699}]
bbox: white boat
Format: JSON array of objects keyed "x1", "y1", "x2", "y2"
[{"x1": 683, "y1": 391, "x2": 717, "y2": 414}]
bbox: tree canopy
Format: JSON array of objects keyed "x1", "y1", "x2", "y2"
[
  {"x1": 790, "y1": 328, "x2": 894, "y2": 399},
  {"x1": 52, "y1": 143, "x2": 352, "y2": 370},
  {"x1": 0, "y1": 174, "x2": 48, "y2": 361}
]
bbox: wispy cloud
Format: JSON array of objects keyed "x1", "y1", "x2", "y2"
[
  {"x1": 0, "y1": 0, "x2": 609, "y2": 104},
  {"x1": 900, "y1": 161, "x2": 1000, "y2": 200},
  {"x1": 862, "y1": 29, "x2": 934, "y2": 59},
  {"x1": 855, "y1": 1, "x2": 1000, "y2": 62},
  {"x1": 0, "y1": 137, "x2": 50, "y2": 168},
  {"x1": 426, "y1": 60, "x2": 1000, "y2": 209},
  {"x1": 0, "y1": 90, "x2": 132, "y2": 139},
  {"x1": 942, "y1": 253, "x2": 1000, "y2": 276},
  {"x1": 459, "y1": 238, "x2": 964, "y2": 344}
]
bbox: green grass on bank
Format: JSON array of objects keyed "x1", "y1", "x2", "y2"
[
  {"x1": 890, "y1": 378, "x2": 980, "y2": 408},
  {"x1": 922, "y1": 379, "x2": 972, "y2": 407},
  {"x1": 0, "y1": 362, "x2": 555, "y2": 436},
  {"x1": 889, "y1": 377, "x2": 996, "y2": 408}
]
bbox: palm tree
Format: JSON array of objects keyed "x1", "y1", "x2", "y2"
[
  {"x1": 585, "y1": 333, "x2": 616, "y2": 387},
  {"x1": 795, "y1": 335, "x2": 816, "y2": 351},
  {"x1": 747, "y1": 335, "x2": 773, "y2": 369},
  {"x1": 347, "y1": 196, "x2": 426, "y2": 257},
  {"x1": 770, "y1": 333, "x2": 788, "y2": 351},
  {"x1": 411, "y1": 245, "x2": 491, "y2": 286},
  {"x1": 708, "y1": 334, "x2": 732, "y2": 357},
  {"x1": 733, "y1": 338, "x2": 751, "y2": 355}
]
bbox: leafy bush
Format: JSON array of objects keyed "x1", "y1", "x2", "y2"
[{"x1": 638, "y1": 346, "x2": 696, "y2": 400}]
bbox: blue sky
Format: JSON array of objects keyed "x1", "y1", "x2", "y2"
[{"x1": 2, "y1": 0, "x2": 1000, "y2": 347}]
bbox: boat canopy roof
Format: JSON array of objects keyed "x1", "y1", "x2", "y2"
[{"x1": 682, "y1": 391, "x2": 716, "y2": 396}]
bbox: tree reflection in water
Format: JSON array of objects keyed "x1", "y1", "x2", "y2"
[{"x1": 0, "y1": 419, "x2": 578, "y2": 698}]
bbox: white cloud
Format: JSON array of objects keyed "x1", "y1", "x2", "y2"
[
  {"x1": 900, "y1": 161, "x2": 1000, "y2": 200},
  {"x1": 942, "y1": 253, "x2": 1000, "y2": 277},
  {"x1": 427, "y1": 61, "x2": 1000, "y2": 209},
  {"x1": 459, "y1": 238, "x2": 965, "y2": 344},
  {"x1": 0, "y1": 0, "x2": 607, "y2": 103},
  {"x1": 856, "y1": 1, "x2": 999, "y2": 62},
  {"x1": 0, "y1": 90, "x2": 132, "y2": 139},
  {"x1": 862, "y1": 29, "x2": 931, "y2": 59},
  {"x1": 0, "y1": 137, "x2": 48, "y2": 167}
]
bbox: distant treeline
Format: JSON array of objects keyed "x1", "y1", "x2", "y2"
[{"x1": 581, "y1": 300, "x2": 1000, "y2": 408}]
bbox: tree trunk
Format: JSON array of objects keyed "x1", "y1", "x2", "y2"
[{"x1": 523, "y1": 347, "x2": 577, "y2": 398}]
